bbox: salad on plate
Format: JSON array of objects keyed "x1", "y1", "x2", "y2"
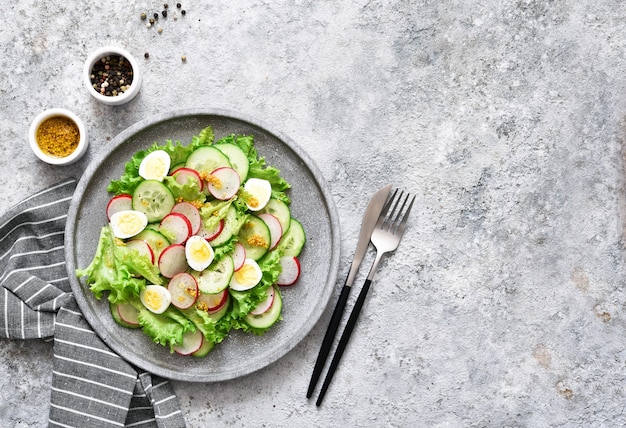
[{"x1": 76, "y1": 126, "x2": 306, "y2": 357}]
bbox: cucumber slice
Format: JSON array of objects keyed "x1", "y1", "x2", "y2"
[
  {"x1": 191, "y1": 255, "x2": 235, "y2": 294},
  {"x1": 209, "y1": 205, "x2": 240, "y2": 247},
  {"x1": 207, "y1": 295, "x2": 230, "y2": 322},
  {"x1": 110, "y1": 302, "x2": 140, "y2": 329},
  {"x1": 185, "y1": 146, "x2": 232, "y2": 175},
  {"x1": 133, "y1": 228, "x2": 171, "y2": 262},
  {"x1": 215, "y1": 143, "x2": 249, "y2": 181},
  {"x1": 261, "y1": 199, "x2": 291, "y2": 234},
  {"x1": 244, "y1": 287, "x2": 282, "y2": 329},
  {"x1": 132, "y1": 180, "x2": 176, "y2": 223},
  {"x1": 192, "y1": 338, "x2": 215, "y2": 357},
  {"x1": 238, "y1": 215, "x2": 271, "y2": 260},
  {"x1": 276, "y1": 218, "x2": 305, "y2": 257}
]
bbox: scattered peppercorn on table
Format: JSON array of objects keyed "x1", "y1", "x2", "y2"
[{"x1": 2, "y1": 1, "x2": 626, "y2": 427}]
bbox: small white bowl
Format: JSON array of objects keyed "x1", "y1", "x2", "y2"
[
  {"x1": 29, "y1": 108, "x2": 88, "y2": 166},
  {"x1": 83, "y1": 46, "x2": 141, "y2": 106}
]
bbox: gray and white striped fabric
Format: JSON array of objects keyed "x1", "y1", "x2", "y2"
[{"x1": 0, "y1": 179, "x2": 186, "y2": 428}]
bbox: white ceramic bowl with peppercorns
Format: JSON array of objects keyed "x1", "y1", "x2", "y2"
[
  {"x1": 83, "y1": 46, "x2": 141, "y2": 106},
  {"x1": 29, "y1": 108, "x2": 88, "y2": 166}
]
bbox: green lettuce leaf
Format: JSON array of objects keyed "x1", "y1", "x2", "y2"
[
  {"x1": 162, "y1": 175, "x2": 206, "y2": 203},
  {"x1": 133, "y1": 302, "x2": 196, "y2": 352},
  {"x1": 76, "y1": 226, "x2": 162, "y2": 303}
]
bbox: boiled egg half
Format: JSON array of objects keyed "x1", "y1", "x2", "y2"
[
  {"x1": 229, "y1": 258, "x2": 263, "y2": 291},
  {"x1": 109, "y1": 210, "x2": 148, "y2": 239},
  {"x1": 244, "y1": 178, "x2": 272, "y2": 211},
  {"x1": 138, "y1": 150, "x2": 171, "y2": 182},
  {"x1": 185, "y1": 235, "x2": 215, "y2": 271},
  {"x1": 140, "y1": 284, "x2": 172, "y2": 314}
]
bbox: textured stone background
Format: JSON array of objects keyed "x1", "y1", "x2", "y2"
[{"x1": 1, "y1": 1, "x2": 625, "y2": 426}]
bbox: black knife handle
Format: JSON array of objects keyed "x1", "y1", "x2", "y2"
[
  {"x1": 306, "y1": 283, "x2": 351, "y2": 398},
  {"x1": 315, "y1": 278, "x2": 372, "y2": 406}
]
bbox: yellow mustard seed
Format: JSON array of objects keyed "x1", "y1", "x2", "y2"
[{"x1": 36, "y1": 116, "x2": 80, "y2": 158}]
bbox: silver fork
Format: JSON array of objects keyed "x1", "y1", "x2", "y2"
[{"x1": 315, "y1": 189, "x2": 415, "y2": 406}]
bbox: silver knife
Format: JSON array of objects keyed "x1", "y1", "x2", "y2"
[{"x1": 306, "y1": 184, "x2": 392, "y2": 398}]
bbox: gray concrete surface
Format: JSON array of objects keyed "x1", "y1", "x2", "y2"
[{"x1": 1, "y1": 1, "x2": 625, "y2": 427}]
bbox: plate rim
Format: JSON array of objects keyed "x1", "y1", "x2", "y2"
[{"x1": 65, "y1": 108, "x2": 341, "y2": 382}]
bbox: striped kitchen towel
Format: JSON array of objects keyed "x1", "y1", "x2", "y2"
[{"x1": 0, "y1": 179, "x2": 186, "y2": 428}]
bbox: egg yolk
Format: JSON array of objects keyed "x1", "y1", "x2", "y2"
[
  {"x1": 234, "y1": 263, "x2": 260, "y2": 286},
  {"x1": 190, "y1": 240, "x2": 211, "y2": 260},
  {"x1": 143, "y1": 289, "x2": 163, "y2": 311},
  {"x1": 144, "y1": 156, "x2": 168, "y2": 179},
  {"x1": 116, "y1": 213, "x2": 144, "y2": 235}
]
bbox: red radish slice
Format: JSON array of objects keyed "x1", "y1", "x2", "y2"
[
  {"x1": 258, "y1": 213, "x2": 283, "y2": 250},
  {"x1": 117, "y1": 302, "x2": 140, "y2": 326},
  {"x1": 276, "y1": 256, "x2": 301, "y2": 286},
  {"x1": 125, "y1": 239, "x2": 155, "y2": 264},
  {"x1": 232, "y1": 242, "x2": 246, "y2": 271},
  {"x1": 207, "y1": 167, "x2": 240, "y2": 200},
  {"x1": 172, "y1": 167, "x2": 203, "y2": 190},
  {"x1": 198, "y1": 219, "x2": 224, "y2": 242},
  {"x1": 197, "y1": 289, "x2": 228, "y2": 313},
  {"x1": 171, "y1": 202, "x2": 202, "y2": 235},
  {"x1": 173, "y1": 329, "x2": 204, "y2": 356},
  {"x1": 158, "y1": 244, "x2": 188, "y2": 278},
  {"x1": 250, "y1": 286, "x2": 275, "y2": 315},
  {"x1": 159, "y1": 212, "x2": 192, "y2": 244},
  {"x1": 106, "y1": 194, "x2": 132, "y2": 221},
  {"x1": 168, "y1": 272, "x2": 199, "y2": 309}
]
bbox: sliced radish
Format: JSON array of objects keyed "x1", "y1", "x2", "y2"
[
  {"x1": 125, "y1": 239, "x2": 155, "y2": 264},
  {"x1": 207, "y1": 167, "x2": 240, "y2": 200},
  {"x1": 250, "y1": 286, "x2": 275, "y2": 315},
  {"x1": 158, "y1": 244, "x2": 188, "y2": 278},
  {"x1": 117, "y1": 302, "x2": 140, "y2": 326},
  {"x1": 159, "y1": 212, "x2": 192, "y2": 244},
  {"x1": 276, "y1": 256, "x2": 301, "y2": 286},
  {"x1": 172, "y1": 167, "x2": 203, "y2": 190},
  {"x1": 171, "y1": 202, "x2": 202, "y2": 235},
  {"x1": 106, "y1": 194, "x2": 133, "y2": 221},
  {"x1": 232, "y1": 242, "x2": 246, "y2": 271},
  {"x1": 168, "y1": 272, "x2": 199, "y2": 309},
  {"x1": 198, "y1": 219, "x2": 224, "y2": 242},
  {"x1": 173, "y1": 329, "x2": 204, "y2": 356},
  {"x1": 258, "y1": 213, "x2": 283, "y2": 250},
  {"x1": 197, "y1": 289, "x2": 228, "y2": 313}
]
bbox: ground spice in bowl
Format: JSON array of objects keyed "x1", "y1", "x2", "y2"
[
  {"x1": 29, "y1": 108, "x2": 88, "y2": 166},
  {"x1": 36, "y1": 116, "x2": 80, "y2": 158}
]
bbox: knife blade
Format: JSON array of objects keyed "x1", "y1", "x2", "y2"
[
  {"x1": 306, "y1": 184, "x2": 392, "y2": 398},
  {"x1": 344, "y1": 184, "x2": 392, "y2": 287}
]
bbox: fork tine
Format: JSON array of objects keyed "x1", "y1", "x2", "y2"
[
  {"x1": 375, "y1": 188, "x2": 398, "y2": 228},
  {"x1": 394, "y1": 193, "x2": 415, "y2": 237},
  {"x1": 382, "y1": 190, "x2": 404, "y2": 230}
]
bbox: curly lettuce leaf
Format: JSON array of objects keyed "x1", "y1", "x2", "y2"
[
  {"x1": 180, "y1": 305, "x2": 231, "y2": 345},
  {"x1": 76, "y1": 226, "x2": 162, "y2": 303},
  {"x1": 162, "y1": 175, "x2": 206, "y2": 203},
  {"x1": 133, "y1": 302, "x2": 196, "y2": 352}
]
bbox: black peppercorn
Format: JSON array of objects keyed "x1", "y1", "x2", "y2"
[
  {"x1": 154, "y1": 12, "x2": 159, "y2": 19},
  {"x1": 177, "y1": 3, "x2": 181, "y2": 8},
  {"x1": 181, "y1": 9, "x2": 186, "y2": 15},
  {"x1": 162, "y1": 10, "x2": 167, "y2": 17},
  {"x1": 144, "y1": 52, "x2": 150, "y2": 59}
]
